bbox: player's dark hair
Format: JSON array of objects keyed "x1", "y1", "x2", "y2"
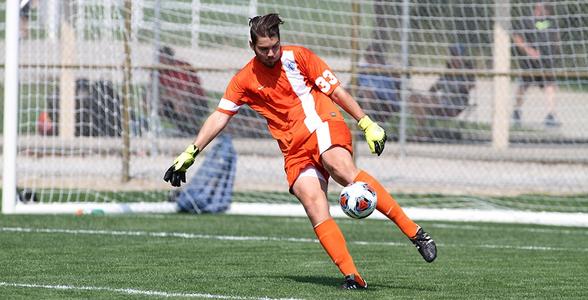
[{"x1": 249, "y1": 13, "x2": 284, "y2": 45}]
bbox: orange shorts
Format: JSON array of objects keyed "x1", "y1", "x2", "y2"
[{"x1": 284, "y1": 120, "x2": 353, "y2": 190}]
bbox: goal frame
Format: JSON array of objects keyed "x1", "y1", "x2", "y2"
[
  {"x1": 1, "y1": 1, "x2": 176, "y2": 215},
  {"x1": 2, "y1": 0, "x2": 19, "y2": 215}
]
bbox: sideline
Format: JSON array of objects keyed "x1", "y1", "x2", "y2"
[{"x1": 0, "y1": 282, "x2": 302, "y2": 300}]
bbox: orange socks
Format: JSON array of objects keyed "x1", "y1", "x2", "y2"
[
  {"x1": 355, "y1": 170, "x2": 419, "y2": 238},
  {"x1": 312, "y1": 172, "x2": 416, "y2": 282},
  {"x1": 314, "y1": 218, "x2": 362, "y2": 279}
]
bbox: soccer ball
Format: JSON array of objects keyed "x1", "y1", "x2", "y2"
[{"x1": 339, "y1": 181, "x2": 377, "y2": 219}]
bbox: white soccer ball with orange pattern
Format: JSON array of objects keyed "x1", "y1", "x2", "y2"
[{"x1": 339, "y1": 181, "x2": 377, "y2": 219}]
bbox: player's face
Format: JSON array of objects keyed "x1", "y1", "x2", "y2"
[{"x1": 251, "y1": 36, "x2": 281, "y2": 67}]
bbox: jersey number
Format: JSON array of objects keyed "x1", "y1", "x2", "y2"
[{"x1": 315, "y1": 70, "x2": 338, "y2": 93}]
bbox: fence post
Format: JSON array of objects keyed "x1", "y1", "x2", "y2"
[
  {"x1": 492, "y1": 0, "x2": 512, "y2": 150},
  {"x1": 121, "y1": 0, "x2": 133, "y2": 182},
  {"x1": 58, "y1": 20, "x2": 76, "y2": 139},
  {"x1": 398, "y1": 0, "x2": 411, "y2": 157},
  {"x1": 350, "y1": 1, "x2": 360, "y2": 162}
]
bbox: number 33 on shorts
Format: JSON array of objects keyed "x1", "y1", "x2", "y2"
[{"x1": 315, "y1": 70, "x2": 338, "y2": 93}]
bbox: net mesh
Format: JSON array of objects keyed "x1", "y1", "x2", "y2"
[{"x1": 2, "y1": 0, "x2": 588, "y2": 215}]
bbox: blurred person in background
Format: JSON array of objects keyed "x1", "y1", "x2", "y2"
[
  {"x1": 408, "y1": 44, "x2": 476, "y2": 138},
  {"x1": 157, "y1": 46, "x2": 208, "y2": 136},
  {"x1": 356, "y1": 43, "x2": 402, "y2": 123},
  {"x1": 512, "y1": 2, "x2": 562, "y2": 127},
  {"x1": 19, "y1": 0, "x2": 35, "y2": 38}
]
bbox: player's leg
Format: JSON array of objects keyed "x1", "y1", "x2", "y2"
[
  {"x1": 321, "y1": 145, "x2": 436, "y2": 262},
  {"x1": 291, "y1": 170, "x2": 331, "y2": 226},
  {"x1": 321, "y1": 147, "x2": 416, "y2": 237},
  {"x1": 291, "y1": 171, "x2": 367, "y2": 289}
]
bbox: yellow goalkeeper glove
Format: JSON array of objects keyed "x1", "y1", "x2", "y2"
[
  {"x1": 358, "y1": 115, "x2": 387, "y2": 156},
  {"x1": 163, "y1": 144, "x2": 200, "y2": 187}
]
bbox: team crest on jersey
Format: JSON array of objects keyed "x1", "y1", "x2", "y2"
[{"x1": 284, "y1": 60, "x2": 297, "y2": 72}]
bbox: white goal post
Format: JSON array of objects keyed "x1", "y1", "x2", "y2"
[
  {"x1": 2, "y1": 1, "x2": 588, "y2": 226},
  {"x1": 2, "y1": 0, "x2": 177, "y2": 215},
  {"x1": 2, "y1": 0, "x2": 19, "y2": 214}
]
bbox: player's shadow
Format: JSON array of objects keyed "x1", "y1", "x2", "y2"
[
  {"x1": 285, "y1": 275, "x2": 340, "y2": 288},
  {"x1": 285, "y1": 276, "x2": 422, "y2": 291},
  {"x1": 285, "y1": 275, "x2": 396, "y2": 291}
]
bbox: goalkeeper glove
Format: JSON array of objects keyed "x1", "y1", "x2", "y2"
[
  {"x1": 358, "y1": 115, "x2": 387, "y2": 156},
  {"x1": 163, "y1": 144, "x2": 200, "y2": 187}
]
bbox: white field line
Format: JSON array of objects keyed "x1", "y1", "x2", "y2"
[
  {"x1": 431, "y1": 223, "x2": 588, "y2": 235},
  {"x1": 133, "y1": 214, "x2": 588, "y2": 235},
  {"x1": 0, "y1": 282, "x2": 302, "y2": 300},
  {"x1": 1, "y1": 226, "x2": 586, "y2": 252}
]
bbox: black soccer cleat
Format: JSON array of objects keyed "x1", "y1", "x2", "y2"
[
  {"x1": 410, "y1": 227, "x2": 437, "y2": 263},
  {"x1": 340, "y1": 274, "x2": 367, "y2": 290}
]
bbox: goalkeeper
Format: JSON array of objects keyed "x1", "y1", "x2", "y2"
[{"x1": 164, "y1": 13, "x2": 436, "y2": 289}]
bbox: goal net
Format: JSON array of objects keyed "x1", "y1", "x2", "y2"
[{"x1": 2, "y1": 0, "x2": 588, "y2": 226}]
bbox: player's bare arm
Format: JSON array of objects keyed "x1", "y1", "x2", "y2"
[
  {"x1": 192, "y1": 110, "x2": 233, "y2": 151},
  {"x1": 330, "y1": 86, "x2": 387, "y2": 156},
  {"x1": 329, "y1": 86, "x2": 366, "y2": 122}
]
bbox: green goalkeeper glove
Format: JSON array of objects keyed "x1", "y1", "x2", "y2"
[
  {"x1": 163, "y1": 144, "x2": 200, "y2": 187},
  {"x1": 358, "y1": 115, "x2": 387, "y2": 156}
]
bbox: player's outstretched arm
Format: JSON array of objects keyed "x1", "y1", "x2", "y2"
[
  {"x1": 330, "y1": 86, "x2": 387, "y2": 156},
  {"x1": 163, "y1": 110, "x2": 232, "y2": 187}
]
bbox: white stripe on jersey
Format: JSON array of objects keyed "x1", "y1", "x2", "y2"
[
  {"x1": 281, "y1": 50, "x2": 323, "y2": 133},
  {"x1": 218, "y1": 98, "x2": 241, "y2": 112}
]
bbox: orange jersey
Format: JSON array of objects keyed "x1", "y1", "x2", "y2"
[{"x1": 217, "y1": 45, "x2": 345, "y2": 154}]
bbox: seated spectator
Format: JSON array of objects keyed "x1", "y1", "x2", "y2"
[
  {"x1": 409, "y1": 44, "x2": 476, "y2": 137},
  {"x1": 157, "y1": 46, "x2": 207, "y2": 137},
  {"x1": 356, "y1": 44, "x2": 401, "y2": 123},
  {"x1": 20, "y1": 0, "x2": 34, "y2": 39}
]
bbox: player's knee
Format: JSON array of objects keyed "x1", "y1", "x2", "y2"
[
  {"x1": 326, "y1": 162, "x2": 359, "y2": 186},
  {"x1": 334, "y1": 172, "x2": 356, "y2": 187},
  {"x1": 322, "y1": 147, "x2": 358, "y2": 185}
]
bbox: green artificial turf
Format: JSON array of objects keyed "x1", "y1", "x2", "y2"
[{"x1": 0, "y1": 213, "x2": 587, "y2": 299}]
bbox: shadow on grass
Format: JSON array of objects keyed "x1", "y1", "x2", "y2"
[
  {"x1": 284, "y1": 275, "x2": 341, "y2": 288},
  {"x1": 284, "y1": 275, "x2": 414, "y2": 291}
]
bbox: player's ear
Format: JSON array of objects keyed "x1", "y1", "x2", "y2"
[{"x1": 249, "y1": 40, "x2": 254, "y2": 51}]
